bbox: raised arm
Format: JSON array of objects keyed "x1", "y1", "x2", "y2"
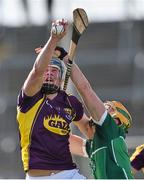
[
  {"x1": 70, "y1": 63, "x2": 106, "y2": 122},
  {"x1": 53, "y1": 47, "x2": 106, "y2": 122},
  {"x1": 23, "y1": 19, "x2": 68, "y2": 96}
]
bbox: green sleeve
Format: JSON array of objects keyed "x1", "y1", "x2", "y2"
[
  {"x1": 112, "y1": 137, "x2": 134, "y2": 179},
  {"x1": 96, "y1": 114, "x2": 125, "y2": 142}
]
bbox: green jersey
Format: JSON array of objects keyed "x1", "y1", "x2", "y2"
[{"x1": 86, "y1": 112, "x2": 134, "y2": 179}]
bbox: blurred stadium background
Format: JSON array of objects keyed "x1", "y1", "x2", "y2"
[{"x1": 0, "y1": 0, "x2": 144, "y2": 178}]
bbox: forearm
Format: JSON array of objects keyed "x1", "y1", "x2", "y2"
[
  {"x1": 71, "y1": 63, "x2": 105, "y2": 121},
  {"x1": 71, "y1": 63, "x2": 90, "y2": 92},
  {"x1": 34, "y1": 37, "x2": 59, "y2": 75},
  {"x1": 33, "y1": 19, "x2": 68, "y2": 76},
  {"x1": 51, "y1": 46, "x2": 106, "y2": 121},
  {"x1": 69, "y1": 134, "x2": 88, "y2": 157}
]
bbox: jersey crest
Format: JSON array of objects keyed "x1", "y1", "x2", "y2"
[{"x1": 43, "y1": 114, "x2": 70, "y2": 135}]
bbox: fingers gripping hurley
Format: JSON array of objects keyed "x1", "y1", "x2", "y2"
[{"x1": 63, "y1": 8, "x2": 89, "y2": 91}]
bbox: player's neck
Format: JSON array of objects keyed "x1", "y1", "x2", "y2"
[{"x1": 46, "y1": 92, "x2": 58, "y2": 100}]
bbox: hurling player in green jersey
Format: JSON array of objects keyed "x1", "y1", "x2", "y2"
[{"x1": 55, "y1": 46, "x2": 134, "y2": 179}]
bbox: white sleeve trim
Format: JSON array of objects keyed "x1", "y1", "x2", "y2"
[
  {"x1": 94, "y1": 110, "x2": 108, "y2": 126},
  {"x1": 82, "y1": 139, "x2": 88, "y2": 157}
]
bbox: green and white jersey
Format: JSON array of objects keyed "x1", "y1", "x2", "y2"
[{"x1": 86, "y1": 111, "x2": 134, "y2": 179}]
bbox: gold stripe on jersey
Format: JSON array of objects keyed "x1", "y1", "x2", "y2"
[{"x1": 17, "y1": 97, "x2": 45, "y2": 171}]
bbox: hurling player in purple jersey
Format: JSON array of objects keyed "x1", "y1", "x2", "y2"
[
  {"x1": 16, "y1": 19, "x2": 90, "y2": 179},
  {"x1": 130, "y1": 144, "x2": 144, "y2": 175}
]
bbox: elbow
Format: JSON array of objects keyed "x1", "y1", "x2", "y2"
[{"x1": 77, "y1": 81, "x2": 92, "y2": 95}]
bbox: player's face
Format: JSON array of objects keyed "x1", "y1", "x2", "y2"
[{"x1": 43, "y1": 66, "x2": 61, "y2": 87}]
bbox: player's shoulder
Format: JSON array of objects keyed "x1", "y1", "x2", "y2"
[
  {"x1": 135, "y1": 144, "x2": 144, "y2": 154},
  {"x1": 60, "y1": 90, "x2": 77, "y2": 99},
  {"x1": 67, "y1": 92, "x2": 81, "y2": 103},
  {"x1": 131, "y1": 144, "x2": 144, "y2": 162},
  {"x1": 60, "y1": 90, "x2": 83, "y2": 107}
]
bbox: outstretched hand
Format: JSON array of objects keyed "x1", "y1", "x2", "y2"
[{"x1": 51, "y1": 19, "x2": 68, "y2": 40}]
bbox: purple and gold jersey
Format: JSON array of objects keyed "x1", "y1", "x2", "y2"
[
  {"x1": 17, "y1": 90, "x2": 83, "y2": 172},
  {"x1": 131, "y1": 144, "x2": 144, "y2": 171}
]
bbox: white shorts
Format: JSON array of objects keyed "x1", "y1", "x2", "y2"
[{"x1": 26, "y1": 169, "x2": 86, "y2": 179}]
